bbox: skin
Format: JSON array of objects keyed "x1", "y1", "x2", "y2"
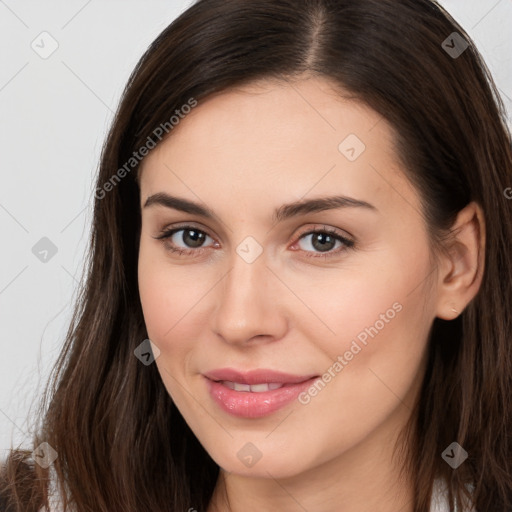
[{"x1": 137, "y1": 75, "x2": 485, "y2": 512}]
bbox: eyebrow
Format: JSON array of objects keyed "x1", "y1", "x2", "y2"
[{"x1": 143, "y1": 192, "x2": 378, "y2": 222}]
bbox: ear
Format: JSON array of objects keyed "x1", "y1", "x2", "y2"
[{"x1": 434, "y1": 201, "x2": 486, "y2": 320}]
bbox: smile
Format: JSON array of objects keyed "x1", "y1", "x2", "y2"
[
  {"x1": 203, "y1": 369, "x2": 320, "y2": 418},
  {"x1": 219, "y1": 381, "x2": 285, "y2": 392}
]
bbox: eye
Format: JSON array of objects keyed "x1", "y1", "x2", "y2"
[
  {"x1": 154, "y1": 225, "x2": 216, "y2": 256},
  {"x1": 154, "y1": 224, "x2": 355, "y2": 259},
  {"x1": 292, "y1": 226, "x2": 355, "y2": 258}
]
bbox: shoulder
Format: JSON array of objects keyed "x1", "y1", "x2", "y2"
[
  {"x1": 1, "y1": 456, "x2": 62, "y2": 512},
  {"x1": 430, "y1": 478, "x2": 450, "y2": 512},
  {"x1": 0, "y1": 460, "x2": 14, "y2": 512},
  {"x1": 0, "y1": 491, "x2": 14, "y2": 512},
  {"x1": 40, "y1": 465, "x2": 64, "y2": 512}
]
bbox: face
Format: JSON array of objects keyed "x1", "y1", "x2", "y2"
[{"x1": 137, "y1": 76, "x2": 438, "y2": 479}]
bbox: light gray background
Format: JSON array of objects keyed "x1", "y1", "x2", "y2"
[{"x1": 1, "y1": 0, "x2": 511, "y2": 455}]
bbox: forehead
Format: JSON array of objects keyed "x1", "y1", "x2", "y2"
[{"x1": 138, "y1": 76, "x2": 422, "y2": 221}]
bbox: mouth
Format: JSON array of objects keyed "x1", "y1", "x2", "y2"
[
  {"x1": 215, "y1": 381, "x2": 288, "y2": 392},
  {"x1": 203, "y1": 368, "x2": 320, "y2": 418}
]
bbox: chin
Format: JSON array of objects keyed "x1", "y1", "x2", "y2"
[{"x1": 209, "y1": 448, "x2": 312, "y2": 479}]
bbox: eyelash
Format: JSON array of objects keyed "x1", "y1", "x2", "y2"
[{"x1": 154, "y1": 224, "x2": 355, "y2": 260}]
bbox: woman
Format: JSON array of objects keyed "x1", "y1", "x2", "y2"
[{"x1": 1, "y1": 0, "x2": 511, "y2": 510}]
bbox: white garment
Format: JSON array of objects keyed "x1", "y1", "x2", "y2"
[
  {"x1": 430, "y1": 478, "x2": 452, "y2": 511},
  {"x1": 430, "y1": 478, "x2": 477, "y2": 512}
]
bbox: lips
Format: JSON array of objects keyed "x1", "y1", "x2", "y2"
[{"x1": 203, "y1": 368, "x2": 320, "y2": 418}]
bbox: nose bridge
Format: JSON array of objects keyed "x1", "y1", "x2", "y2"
[
  {"x1": 212, "y1": 241, "x2": 286, "y2": 344},
  {"x1": 224, "y1": 257, "x2": 258, "y2": 305}
]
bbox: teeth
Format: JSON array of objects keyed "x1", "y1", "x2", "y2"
[
  {"x1": 221, "y1": 381, "x2": 285, "y2": 392},
  {"x1": 233, "y1": 382, "x2": 251, "y2": 392}
]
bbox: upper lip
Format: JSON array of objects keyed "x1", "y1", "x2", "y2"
[{"x1": 203, "y1": 368, "x2": 318, "y2": 385}]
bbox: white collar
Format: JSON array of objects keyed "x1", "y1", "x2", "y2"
[{"x1": 430, "y1": 478, "x2": 477, "y2": 512}]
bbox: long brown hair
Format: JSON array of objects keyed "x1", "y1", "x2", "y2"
[{"x1": 2, "y1": 0, "x2": 512, "y2": 510}]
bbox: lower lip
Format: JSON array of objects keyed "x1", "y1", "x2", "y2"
[{"x1": 205, "y1": 376, "x2": 319, "y2": 418}]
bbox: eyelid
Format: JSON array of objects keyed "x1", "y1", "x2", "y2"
[
  {"x1": 153, "y1": 223, "x2": 355, "y2": 258},
  {"x1": 289, "y1": 224, "x2": 355, "y2": 258},
  {"x1": 153, "y1": 221, "x2": 214, "y2": 241},
  {"x1": 293, "y1": 224, "x2": 354, "y2": 243},
  {"x1": 153, "y1": 223, "x2": 218, "y2": 257}
]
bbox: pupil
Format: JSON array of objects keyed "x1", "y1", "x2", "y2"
[
  {"x1": 312, "y1": 233, "x2": 335, "y2": 252},
  {"x1": 184, "y1": 230, "x2": 205, "y2": 248}
]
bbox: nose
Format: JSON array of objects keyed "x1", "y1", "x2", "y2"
[{"x1": 212, "y1": 248, "x2": 288, "y2": 346}]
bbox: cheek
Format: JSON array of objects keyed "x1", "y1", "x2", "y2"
[
  {"x1": 137, "y1": 249, "x2": 207, "y2": 406},
  {"x1": 138, "y1": 252, "x2": 172, "y2": 340},
  {"x1": 290, "y1": 257, "x2": 433, "y2": 460},
  {"x1": 138, "y1": 246, "x2": 213, "y2": 352},
  {"x1": 293, "y1": 241, "x2": 434, "y2": 377}
]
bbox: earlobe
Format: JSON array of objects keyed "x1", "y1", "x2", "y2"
[
  {"x1": 435, "y1": 201, "x2": 486, "y2": 320},
  {"x1": 449, "y1": 306, "x2": 460, "y2": 319}
]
